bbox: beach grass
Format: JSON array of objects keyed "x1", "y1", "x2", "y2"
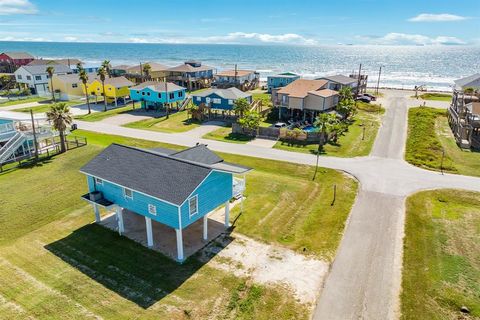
[
  {"x1": 0, "y1": 129, "x2": 358, "y2": 319},
  {"x1": 202, "y1": 124, "x2": 253, "y2": 144},
  {"x1": 15, "y1": 100, "x2": 83, "y2": 113},
  {"x1": 405, "y1": 107, "x2": 480, "y2": 177},
  {"x1": 273, "y1": 108, "x2": 382, "y2": 157},
  {"x1": 401, "y1": 189, "x2": 480, "y2": 319},
  {"x1": 123, "y1": 110, "x2": 201, "y2": 133},
  {"x1": 0, "y1": 96, "x2": 47, "y2": 107},
  {"x1": 413, "y1": 93, "x2": 452, "y2": 102}
]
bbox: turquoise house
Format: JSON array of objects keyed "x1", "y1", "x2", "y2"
[
  {"x1": 192, "y1": 87, "x2": 252, "y2": 110},
  {"x1": 267, "y1": 72, "x2": 300, "y2": 93},
  {"x1": 80, "y1": 143, "x2": 251, "y2": 262},
  {"x1": 129, "y1": 81, "x2": 187, "y2": 110}
]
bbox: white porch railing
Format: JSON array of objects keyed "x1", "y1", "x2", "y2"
[{"x1": 233, "y1": 178, "x2": 246, "y2": 197}]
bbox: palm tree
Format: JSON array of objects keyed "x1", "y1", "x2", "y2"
[
  {"x1": 233, "y1": 98, "x2": 250, "y2": 118},
  {"x1": 142, "y1": 63, "x2": 151, "y2": 81},
  {"x1": 78, "y1": 65, "x2": 91, "y2": 114},
  {"x1": 46, "y1": 103, "x2": 73, "y2": 153},
  {"x1": 46, "y1": 66, "x2": 55, "y2": 101},
  {"x1": 101, "y1": 60, "x2": 112, "y2": 78},
  {"x1": 97, "y1": 66, "x2": 108, "y2": 111}
]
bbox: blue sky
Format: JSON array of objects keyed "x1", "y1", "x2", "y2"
[{"x1": 0, "y1": 0, "x2": 478, "y2": 45}]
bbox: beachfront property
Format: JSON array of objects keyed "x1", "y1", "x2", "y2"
[
  {"x1": 316, "y1": 74, "x2": 358, "y2": 92},
  {"x1": 267, "y1": 72, "x2": 300, "y2": 93},
  {"x1": 272, "y1": 79, "x2": 339, "y2": 120},
  {"x1": 84, "y1": 76, "x2": 134, "y2": 107},
  {"x1": 51, "y1": 73, "x2": 96, "y2": 101},
  {"x1": 192, "y1": 87, "x2": 252, "y2": 110},
  {"x1": 70, "y1": 64, "x2": 100, "y2": 74},
  {"x1": 454, "y1": 73, "x2": 480, "y2": 91},
  {"x1": 125, "y1": 62, "x2": 170, "y2": 83},
  {"x1": 27, "y1": 58, "x2": 83, "y2": 69},
  {"x1": 111, "y1": 65, "x2": 131, "y2": 77},
  {"x1": 129, "y1": 81, "x2": 187, "y2": 110},
  {"x1": 14, "y1": 64, "x2": 73, "y2": 95},
  {"x1": 213, "y1": 69, "x2": 260, "y2": 91},
  {"x1": 0, "y1": 111, "x2": 57, "y2": 166},
  {"x1": 166, "y1": 61, "x2": 215, "y2": 91},
  {"x1": 0, "y1": 52, "x2": 35, "y2": 72},
  {"x1": 80, "y1": 143, "x2": 250, "y2": 261},
  {"x1": 448, "y1": 90, "x2": 480, "y2": 149}
]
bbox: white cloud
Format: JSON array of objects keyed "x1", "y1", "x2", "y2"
[
  {"x1": 359, "y1": 33, "x2": 466, "y2": 45},
  {"x1": 64, "y1": 36, "x2": 78, "y2": 42},
  {"x1": 0, "y1": 36, "x2": 50, "y2": 42},
  {"x1": 408, "y1": 13, "x2": 468, "y2": 22},
  {"x1": 128, "y1": 32, "x2": 317, "y2": 45},
  {"x1": 0, "y1": 0, "x2": 37, "y2": 15}
]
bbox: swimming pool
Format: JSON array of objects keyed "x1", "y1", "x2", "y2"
[{"x1": 302, "y1": 125, "x2": 316, "y2": 132}]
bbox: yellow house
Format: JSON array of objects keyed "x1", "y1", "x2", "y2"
[
  {"x1": 84, "y1": 76, "x2": 134, "y2": 106},
  {"x1": 52, "y1": 73, "x2": 97, "y2": 101}
]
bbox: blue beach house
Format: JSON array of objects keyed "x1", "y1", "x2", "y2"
[
  {"x1": 267, "y1": 72, "x2": 300, "y2": 93},
  {"x1": 192, "y1": 87, "x2": 252, "y2": 110},
  {"x1": 129, "y1": 81, "x2": 187, "y2": 110},
  {"x1": 80, "y1": 143, "x2": 251, "y2": 262}
]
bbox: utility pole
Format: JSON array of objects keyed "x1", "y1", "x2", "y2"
[
  {"x1": 165, "y1": 80, "x2": 169, "y2": 119},
  {"x1": 376, "y1": 66, "x2": 382, "y2": 95},
  {"x1": 139, "y1": 62, "x2": 143, "y2": 82},
  {"x1": 30, "y1": 109, "x2": 39, "y2": 161},
  {"x1": 234, "y1": 64, "x2": 238, "y2": 87},
  {"x1": 356, "y1": 63, "x2": 362, "y2": 96}
]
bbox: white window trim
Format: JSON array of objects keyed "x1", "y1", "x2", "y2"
[
  {"x1": 196, "y1": 96, "x2": 201, "y2": 101},
  {"x1": 228, "y1": 99, "x2": 233, "y2": 105},
  {"x1": 123, "y1": 187, "x2": 133, "y2": 199},
  {"x1": 95, "y1": 177, "x2": 103, "y2": 185},
  {"x1": 188, "y1": 195, "x2": 198, "y2": 217},
  {"x1": 148, "y1": 204, "x2": 157, "y2": 215}
]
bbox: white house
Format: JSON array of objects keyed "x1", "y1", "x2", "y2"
[
  {"x1": 316, "y1": 74, "x2": 358, "y2": 92},
  {"x1": 454, "y1": 73, "x2": 480, "y2": 91},
  {"x1": 14, "y1": 64, "x2": 72, "y2": 95}
]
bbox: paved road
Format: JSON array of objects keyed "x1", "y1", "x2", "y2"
[{"x1": 74, "y1": 90, "x2": 480, "y2": 320}]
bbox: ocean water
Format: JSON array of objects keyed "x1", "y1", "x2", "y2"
[{"x1": 1, "y1": 41, "x2": 479, "y2": 91}]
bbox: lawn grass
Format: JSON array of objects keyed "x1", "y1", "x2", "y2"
[
  {"x1": 0, "y1": 129, "x2": 357, "y2": 318},
  {"x1": 405, "y1": 107, "x2": 480, "y2": 177},
  {"x1": 401, "y1": 189, "x2": 480, "y2": 319},
  {"x1": 123, "y1": 110, "x2": 201, "y2": 133},
  {"x1": 274, "y1": 108, "x2": 382, "y2": 157},
  {"x1": 74, "y1": 104, "x2": 136, "y2": 122},
  {"x1": 15, "y1": 100, "x2": 83, "y2": 113},
  {"x1": 202, "y1": 125, "x2": 253, "y2": 144},
  {"x1": 414, "y1": 93, "x2": 452, "y2": 102},
  {"x1": 0, "y1": 96, "x2": 46, "y2": 107},
  {"x1": 251, "y1": 92, "x2": 272, "y2": 107}
]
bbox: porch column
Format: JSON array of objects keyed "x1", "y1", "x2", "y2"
[
  {"x1": 224, "y1": 201, "x2": 230, "y2": 227},
  {"x1": 116, "y1": 206, "x2": 124, "y2": 235},
  {"x1": 303, "y1": 109, "x2": 306, "y2": 121},
  {"x1": 203, "y1": 215, "x2": 208, "y2": 241},
  {"x1": 114, "y1": 96, "x2": 118, "y2": 107},
  {"x1": 93, "y1": 204, "x2": 101, "y2": 222},
  {"x1": 176, "y1": 228, "x2": 184, "y2": 261},
  {"x1": 145, "y1": 217, "x2": 153, "y2": 248}
]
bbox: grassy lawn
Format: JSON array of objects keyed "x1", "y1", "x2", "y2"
[
  {"x1": 0, "y1": 129, "x2": 357, "y2": 318},
  {"x1": 274, "y1": 107, "x2": 383, "y2": 157},
  {"x1": 251, "y1": 92, "x2": 271, "y2": 106},
  {"x1": 74, "y1": 104, "x2": 136, "y2": 122},
  {"x1": 413, "y1": 93, "x2": 452, "y2": 102},
  {"x1": 202, "y1": 125, "x2": 253, "y2": 144},
  {"x1": 405, "y1": 107, "x2": 480, "y2": 177},
  {"x1": 15, "y1": 100, "x2": 83, "y2": 113},
  {"x1": 124, "y1": 110, "x2": 201, "y2": 133},
  {"x1": 401, "y1": 189, "x2": 480, "y2": 319},
  {"x1": 0, "y1": 96, "x2": 46, "y2": 107}
]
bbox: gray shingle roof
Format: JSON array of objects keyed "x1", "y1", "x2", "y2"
[
  {"x1": 130, "y1": 81, "x2": 185, "y2": 92},
  {"x1": 2, "y1": 52, "x2": 34, "y2": 59},
  {"x1": 317, "y1": 74, "x2": 356, "y2": 85},
  {"x1": 171, "y1": 145, "x2": 223, "y2": 165},
  {"x1": 193, "y1": 87, "x2": 252, "y2": 100},
  {"x1": 167, "y1": 63, "x2": 214, "y2": 73},
  {"x1": 454, "y1": 73, "x2": 480, "y2": 87},
  {"x1": 21, "y1": 64, "x2": 72, "y2": 75}
]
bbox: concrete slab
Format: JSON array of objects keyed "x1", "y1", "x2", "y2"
[{"x1": 247, "y1": 138, "x2": 277, "y2": 148}]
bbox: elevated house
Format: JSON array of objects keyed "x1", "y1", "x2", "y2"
[
  {"x1": 111, "y1": 65, "x2": 131, "y2": 77},
  {"x1": 192, "y1": 87, "x2": 252, "y2": 110},
  {"x1": 52, "y1": 73, "x2": 97, "y2": 101},
  {"x1": 166, "y1": 61, "x2": 215, "y2": 91},
  {"x1": 0, "y1": 52, "x2": 34, "y2": 72},
  {"x1": 129, "y1": 81, "x2": 187, "y2": 110},
  {"x1": 80, "y1": 143, "x2": 251, "y2": 261},
  {"x1": 272, "y1": 79, "x2": 339, "y2": 120},
  {"x1": 70, "y1": 64, "x2": 100, "y2": 74},
  {"x1": 28, "y1": 58, "x2": 83, "y2": 69},
  {"x1": 84, "y1": 76, "x2": 134, "y2": 107},
  {"x1": 267, "y1": 72, "x2": 300, "y2": 93},
  {"x1": 454, "y1": 73, "x2": 480, "y2": 92},
  {"x1": 448, "y1": 90, "x2": 480, "y2": 149},
  {"x1": 0, "y1": 111, "x2": 57, "y2": 166},
  {"x1": 214, "y1": 69, "x2": 259, "y2": 91},
  {"x1": 14, "y1": 64, "x2": 72, "y2": 95},
  {"x1": 125, "y1": 62, "x2": 170, "y2": 83},
  {"x1": 316, "y1": 74, "x2": 358, "y2": 92}
]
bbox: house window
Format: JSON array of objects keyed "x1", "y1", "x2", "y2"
[
  {"x1": 158, "y1": 93, "x2": 162, "y2": 99},
  {"x1": 35, "y1": 75, "x2": 41, "y2": 81},
  {"x1": 108, "y1": 87, "x2": 112, "y2": 91},
  {"x1": 147, "y1": 92, "x2": 150, "y2": 96},
  {"x1": 196, "y1": 96, "x2": 201, "y2": 101},
  {"x1": 136, "y1": 90, "x2": 140, "y2": 94},
  {"x1": 17, "y1": 75, "x2": 22, "y2": 80},
  {"x1": 148, "y1": 204, "x2": 157, "y2": 215},
  {"x1": 189, "y1": 195, "x2": 198, "y2": 217},
  {"x1": 169, "y1": 92, "x2": 175, "y2": 99},
  {"x1": 212, "y1": 98, "x2": 221, "y2": 104},
  {"x1": 72, "y1": 83, "x2": 78, "y2": 88},
  {"x1": 26, "y1": 75, "x2": 31, "y2": 80},
  {"x1": 95, "y1": 177, "x2": 103, "y2": 185},
  {"x1": 123, "y1": 188, "x2": 133, "y2": 199},
  {"x1": 141, "y1": 92, "x2": 145, "y2": 96},
  {"x1": 178, "y1": 91, "x2": 183, "y2": 97},
  {"x1": 228, "y1": 99, "x2": 233, "y2": 105}
]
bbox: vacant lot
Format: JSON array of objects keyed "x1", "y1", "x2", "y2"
[
  {"x1": 124, "y1": 110, "x2": 201, "y2": 133},
  {"x1": 0, "y1": 96, "x2": 46, "y2": 107},
  {"x1": 405, "y1": 107, "x2": 480, "y2": 177},
  {"x1": 0, "y1": 129, "x2": 357, "y2": 318},
  {"x1": 15, "y1": 100, "x2": 83, "y2": 113},
  {"x1": 74, "y1": 104, "x2": 136, "y2": 122},
  {"x1": 203, "y1": 125, "x2": 252, "y2": 144},
  {"x1": 414, "y1": 93, "x2": 452, "y2": 102},
  {"x1": 402, "y1": 189, "x2": 480, "y2": 319}
]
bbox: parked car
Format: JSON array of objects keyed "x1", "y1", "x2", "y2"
[
  {"x1": 362, "y1": 93, "x2": 377, "y2": 101},
  {"x1": 273, "y1": 122, "x2": 287, "y2": 128},
  {"x1": 356, "y1": 95, "x2": 372, "y2": 103}
]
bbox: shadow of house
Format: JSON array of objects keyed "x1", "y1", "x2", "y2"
[{"x1": 45, "y1": 223, "x2": 234, "y2": 309}]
